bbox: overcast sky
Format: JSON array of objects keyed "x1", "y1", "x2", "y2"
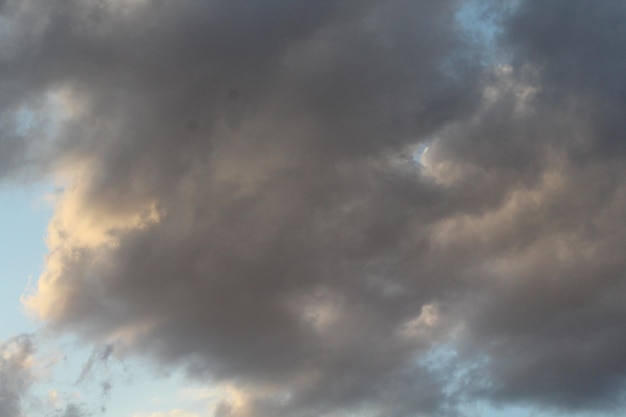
[{"x1": 2, "y1": 1, "x2": 626, "y2": 416}]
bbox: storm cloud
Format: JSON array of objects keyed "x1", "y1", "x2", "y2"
[{"x1": 1, "y1": 0, "x2": 625, "y2": 415}]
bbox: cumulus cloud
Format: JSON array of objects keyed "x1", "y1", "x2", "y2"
[{"x1": 0, "y1": 0, "x2": 625, "y2": 415}]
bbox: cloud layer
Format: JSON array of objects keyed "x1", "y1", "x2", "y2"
[{"x1": 1, "y1": 0, "x2": 626, "y2": 415}]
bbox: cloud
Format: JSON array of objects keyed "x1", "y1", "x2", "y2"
[
  {"x1": 16, "y1": 1, "x2": 478, "y2": 415},
  {"x1": 75, "y1": 344, "x2": 116, "y2": 385},
  {"x1": 0, "y1": 335, "x2": 36, "y2": 417},
  {"x1": 133, "y1": 411, "x2": 201, "y2": 417},
  {"x1": 446, "y1": 0, "x2": 626, "y2": 410},
  {"x1": 0, "y1": 334, "x2": 96, "y2": 417},
  {"x1": 1, "y1": 0, "x2": 624, "y2": 415},
  {"x1": 53, "y1": 403, "x2": 90, "y2": 417}
]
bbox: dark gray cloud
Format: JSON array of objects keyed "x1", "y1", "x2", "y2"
[
  {"x1": 413, "y1": 0, "x2": 626, "y2": 412},
  {"x1": 505, "y1": 0, "x2": 626, "y2": 159},
  {"x1": 440, "y1": 0, "x2": 626, "y2": 411},
  {"x1": 0, "y1": 0, "x2": 623, "y2": 415},
  {"x1": 17, "y1": 1, "x2": 480, "y2": 415}
]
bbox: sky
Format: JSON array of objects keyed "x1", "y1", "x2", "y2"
[{"x1": 1, "y1": 0, "x2": 626, "y2": 416}]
